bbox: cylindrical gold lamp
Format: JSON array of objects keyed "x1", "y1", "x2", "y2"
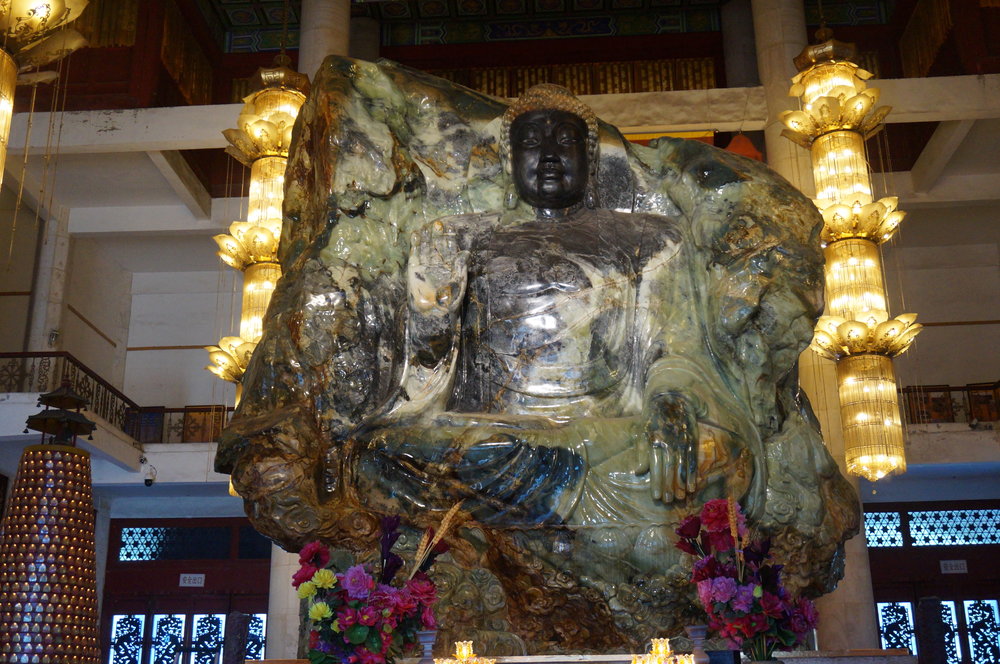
[
  {"x1": 0, "y1": 49, "x2": 16, "y2": 189},
  {"x1": 0, "y1": 444, "x2": 100, "y2": 663},
  {"x1": 824, "y1": 238, "x2": 889, "y2": 326},
  {"x1": 835, "y1": 353, "x2": 906, "y2": 481}
]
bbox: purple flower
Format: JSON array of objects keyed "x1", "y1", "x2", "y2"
[
  {"x1": 709, "y1": 576, "x2": 738, "y2": 603},
  {"x1": 341, "y1": 564, "x2": 375, "y2": 600},
  {"x1": 732, "y1": 584, "x2": 756, "y2": 613}
]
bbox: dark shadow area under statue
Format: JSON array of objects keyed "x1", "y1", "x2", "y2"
[{"x1": 215, "y1": 56, "x2": 860, "y2": 654}]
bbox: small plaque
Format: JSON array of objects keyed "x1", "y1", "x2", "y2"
[
  {"x1": 940, "y1": 559, "x2": 968, "y2": 574},
  {"x1": 179, "y1": 573, "x2": 206, "y2": 587}
]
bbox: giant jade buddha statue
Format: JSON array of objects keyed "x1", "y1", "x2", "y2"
[{"x1": 216, "y1": 57, "x2": 860, "y2": 652}]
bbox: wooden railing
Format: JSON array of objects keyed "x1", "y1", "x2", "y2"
[
  {"x1": 0, "y1": 352, "x2": 232, "y2": 445},
  {"x1": 901, "y1": 381, "x2": 1000, "y2": 426}
]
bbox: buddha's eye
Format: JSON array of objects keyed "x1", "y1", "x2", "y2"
[
  {"x1": 516, "y1": 124, "x2": 540, "y2": 147},
  {"x1": 556, "y1": 124, "x2": 583, "y2": 145}
]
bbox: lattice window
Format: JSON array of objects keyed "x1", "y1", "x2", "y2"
[
  {"x1": 190, "y1": 614, "x2": 226, "y2": 664},
  {"x1": 939, "y1": 601, "x2": 962, "y2": 664},
  {"x1": 964, "y1": 599, "x2": 1000, "y2": 664},
  {"x1": 108, "y1": 614, "x2": 146, "y2": 664},
  {"x1": 247, "y1": 613, "x2": 267, "y2": 660},
  {"x1": 865, "y1": 511, "x2": 904, "y2": 547},
  {"x1": 151, "y1": 614, "x2": 186, "y2": 664},
  {"x1": 118, "y1": 526, "x2": 231, "y2": 561},
  {"x1": 908, "y1": 509, "x2": 1000, "y2": 546},
  {"x1": 877, "y1": 601, "x2": 917, "y2": 654}
]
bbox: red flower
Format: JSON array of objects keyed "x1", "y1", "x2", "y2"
[
  {"x1": 421, "y1": 604, "x2": 437, "y2": 630},
  {"x1": 292, "y1": 564, "x2": 317, "y2": 589},
  {"x1": 299, "y1": 541, "x2": 330, "y2": 569},
  {"x1": 760, "y1": 591, "x2": 785, "y2": 619},
  {"x1": 405, "y1": 574, "x2": 437, "y2": 606},
  {"x1": 700, "y1": 499, "x2": 732, "y2": 533},
  {"x1": 676, "y1": 515, "x2": 702, "y2": 539},
  {"x1": 338, "y1": 607, "x2": 360, "y2": 628},
  {"x1": 309, "y1": 630, "x2": 320, "y2": 649}
]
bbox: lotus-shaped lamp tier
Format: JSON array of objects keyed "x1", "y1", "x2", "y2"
[
  {"x1": 818, "y1": 196, "x2": 906, "y2": 244},
  {"x1": 213, "y1": 220, "x2": 281, "y2": 270},
  {"x1": 204, "y1": 336, "x2": 256, "y2": 383},
  {"x1": 811, "y1": 314, "x2": 922, "y2": 361}
]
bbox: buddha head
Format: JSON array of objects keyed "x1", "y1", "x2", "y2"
[{"x1": 501, "y1": 84, "x2": 600, "y2": 212}]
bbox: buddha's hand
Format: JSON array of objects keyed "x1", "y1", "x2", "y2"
[
  {"x1": 636, "y1": 392, "x2": 701, "y2": 504},
  {"x1": 408, "y1": 220, "x2": 470, "y2": 316}
]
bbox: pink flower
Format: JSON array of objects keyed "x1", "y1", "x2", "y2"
[
  {"x1": 358, "y1": 606, "x2": 380, "y2": 627},
  {"x1": 421, "y1": 604, "x2": 437, "y2": 630},
  {"x1": 299, "y1": 541, "x2": 331, "y2": 569},
  {"x1": 697, "y1": 579, "x2": 714, "y2": 608},
  {"x1": 358, "y1": 650, "x2": 384, "y2": 664},
  {"x1": 405, "y1": 574, "x2": 437, "y2": 606},
  {"x1": 338, "y1": 607, "x2": 359, "y2": 628},
  {"x1": 342, "y1": 564, "x2": 375, "y2": 600},
  {"x1": 292, "y1": 564, "x2": 317, "y2": 589},
  {"x1": 700, "y1": 499, "x2": 732, "y2": 533}
]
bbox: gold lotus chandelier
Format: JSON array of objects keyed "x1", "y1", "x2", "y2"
[
  {"x1": 0, "y1": 1, "x2": 89, "y2": 187},
  {"x1": 206, "y1": 57, "x2": 308, "y2": 385},
  {"x1": 781, "y1": 29, "x2": 921, "y2": 482}
]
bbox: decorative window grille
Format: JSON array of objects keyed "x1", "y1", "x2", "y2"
[
  {"x1": 877, "y1": 601, "x2": 917, "y2": 654},
  {"x1": 247, "y1": 614, "x2": 267, "y2": 660},
  {"x1": 108, "y1": 614, "x2": 146, "y2": 664},
  {"x1": 189, "y1": 614, "x2": 227, "y2": 664},
  {"x1": 964, "y1": 599, "x2": 1000, "y2": 664},
  {"x1": 151, "y1": 614, "x2": 186, "y2": 664},
  {"x1": 118, "y1": 526, "x2": 231, "y2": 561},
  {"x1": 909, "y1": 509, "x2": 1000, "y2": 546},
  {"x1": 939, "y1": 601, "x2": 962, "y2": 664},
  {"x1": 864, "y1": 511, "x2": 904, "y2": 547}
]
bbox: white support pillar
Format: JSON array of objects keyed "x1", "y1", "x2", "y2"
[
  {"x1": 299, "y1": 0, "x2": 351, "y2": 83},
  {"x1": 750, "y1": 0, "x2": 879, "y2": 650},
  {"x1": 266, "y1": 544, "x2": 302, "y2": 658},
  {"x1": 26, "y1": 208, "x2": 70, "y2": 351}
]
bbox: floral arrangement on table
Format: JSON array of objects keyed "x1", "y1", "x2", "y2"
[
  {"x1": 295, "y1": 504, "x2": 463, "y2": 664},
  {"x1": 674, "y1": 498, "x2": 819, "y2": 662}
]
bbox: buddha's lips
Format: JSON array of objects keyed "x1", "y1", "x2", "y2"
[{"x1": 539, "y1": 163, "x2": 563, "y2": 179}]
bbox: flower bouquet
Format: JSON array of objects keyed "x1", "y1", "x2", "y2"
[
  {"x1": 674, "y1": 499, "x2": 819, "y2": 662},
  {"x1": 295, "y1": 505, "x2": 462, "y2": 664}
]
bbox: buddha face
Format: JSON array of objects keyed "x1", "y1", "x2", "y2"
[{"x1": 510, "y1": 109, "x2": 589, "y2": 211}]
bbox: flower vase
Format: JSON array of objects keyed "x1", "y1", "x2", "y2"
[
  {"x1": 416, "y1": 629, "x2": 437, "y2": 664},
  {"x1": 683, "y1": 625, "x2": 710, "y2": 664}
]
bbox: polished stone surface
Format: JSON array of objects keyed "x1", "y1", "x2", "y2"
[{"x1": 217, "y1": 56, "x2": 860, "y2": 653}]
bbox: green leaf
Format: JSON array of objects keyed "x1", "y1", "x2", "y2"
[
  {"x1": 346, "y1": 624, "x2": 370, "y2": 645},
  {"x1": 366, "y1": 629, "x2": 383, "y2": 653},
  {"x1": 308, "y1": 650, "x2": 332, "y2": 664}
]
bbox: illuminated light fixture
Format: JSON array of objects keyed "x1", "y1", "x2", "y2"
[
  {"x1": 781, "y1": 27, "x2": 921, "y2": 482},
  {"x1": 206, "y1": 56, "x2": 308, "y2": 385},
  {"x1": 434, "y1": 641, "x2": 496, "y2": 664},
  {"x1": 0, "y1": 378, "x2": 100, "y2": 662},
  {"x1": 0, "y1": 1, "x2": 89, "y2": 188}
]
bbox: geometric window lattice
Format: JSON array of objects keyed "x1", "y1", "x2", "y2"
[
  {"x1": 246, "y1": 614, "x2": 267, "y2": 660},
  {"x1": 908, "y1": 509, "x2": 1000, "y2": 546},
  {"x1": 964, "y1": 599, "x2": 1000, "y2": 664},
  {"x1": 189, "y1": 614, "x2": 226, "y2": 664},
  {"x1": 864, "y1": 511, "x2": 904, "y2": 547},
  {"x1": 877, "y1": 601, "x2": 917, "y2": 654},
  {"x1": 108, "y1": 614, "x2": 146, "y2": 664},
  {"x1": 118, "y1": 526, "x2": 232, "y2": 561},
  {"x1": 939, "y1": 601, "x2": 962, "y2": 664},
  {"x1": 151, "y1": 614, "x2": 186, "y2": 664}
]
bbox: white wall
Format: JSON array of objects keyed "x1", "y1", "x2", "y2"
[
  {"x1": 0, "y1": 188, "x2": 39, "y2": 352},
  {"x1": 62, "y1": 238, "x2": 132, "y2": 388},
  {"x1": 124, "y1": 270, "x2": 238, "y2": 408},
  {"x1": 883, "y1": 203, "x2": 1000, "y2": 388}
]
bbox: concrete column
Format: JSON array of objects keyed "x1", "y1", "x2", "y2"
[
  {"x1": 721, "y1": 0, "x2": 759, "y2": 88},
  {"x1": 751, "y1": 0, "x2": 879, "y2": 650},
  {"x1": 26, "y1": 208, "x2": 69, "y2": 351},
  {"x1": 299, "y1": 0, "x2": 351, "y2": 82},
  {"x1": 266, "y1": 544, "x2": 302, "y2": 658},
  {"x1": 749, "y1": 0, "x2": 814, "y2": 193},
  {"x1": 349, "y1": 17, "x2": 380, "y2": 63},
  {"x1": 799, "y1": 353, "x2": 881, "y2": 650}
]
